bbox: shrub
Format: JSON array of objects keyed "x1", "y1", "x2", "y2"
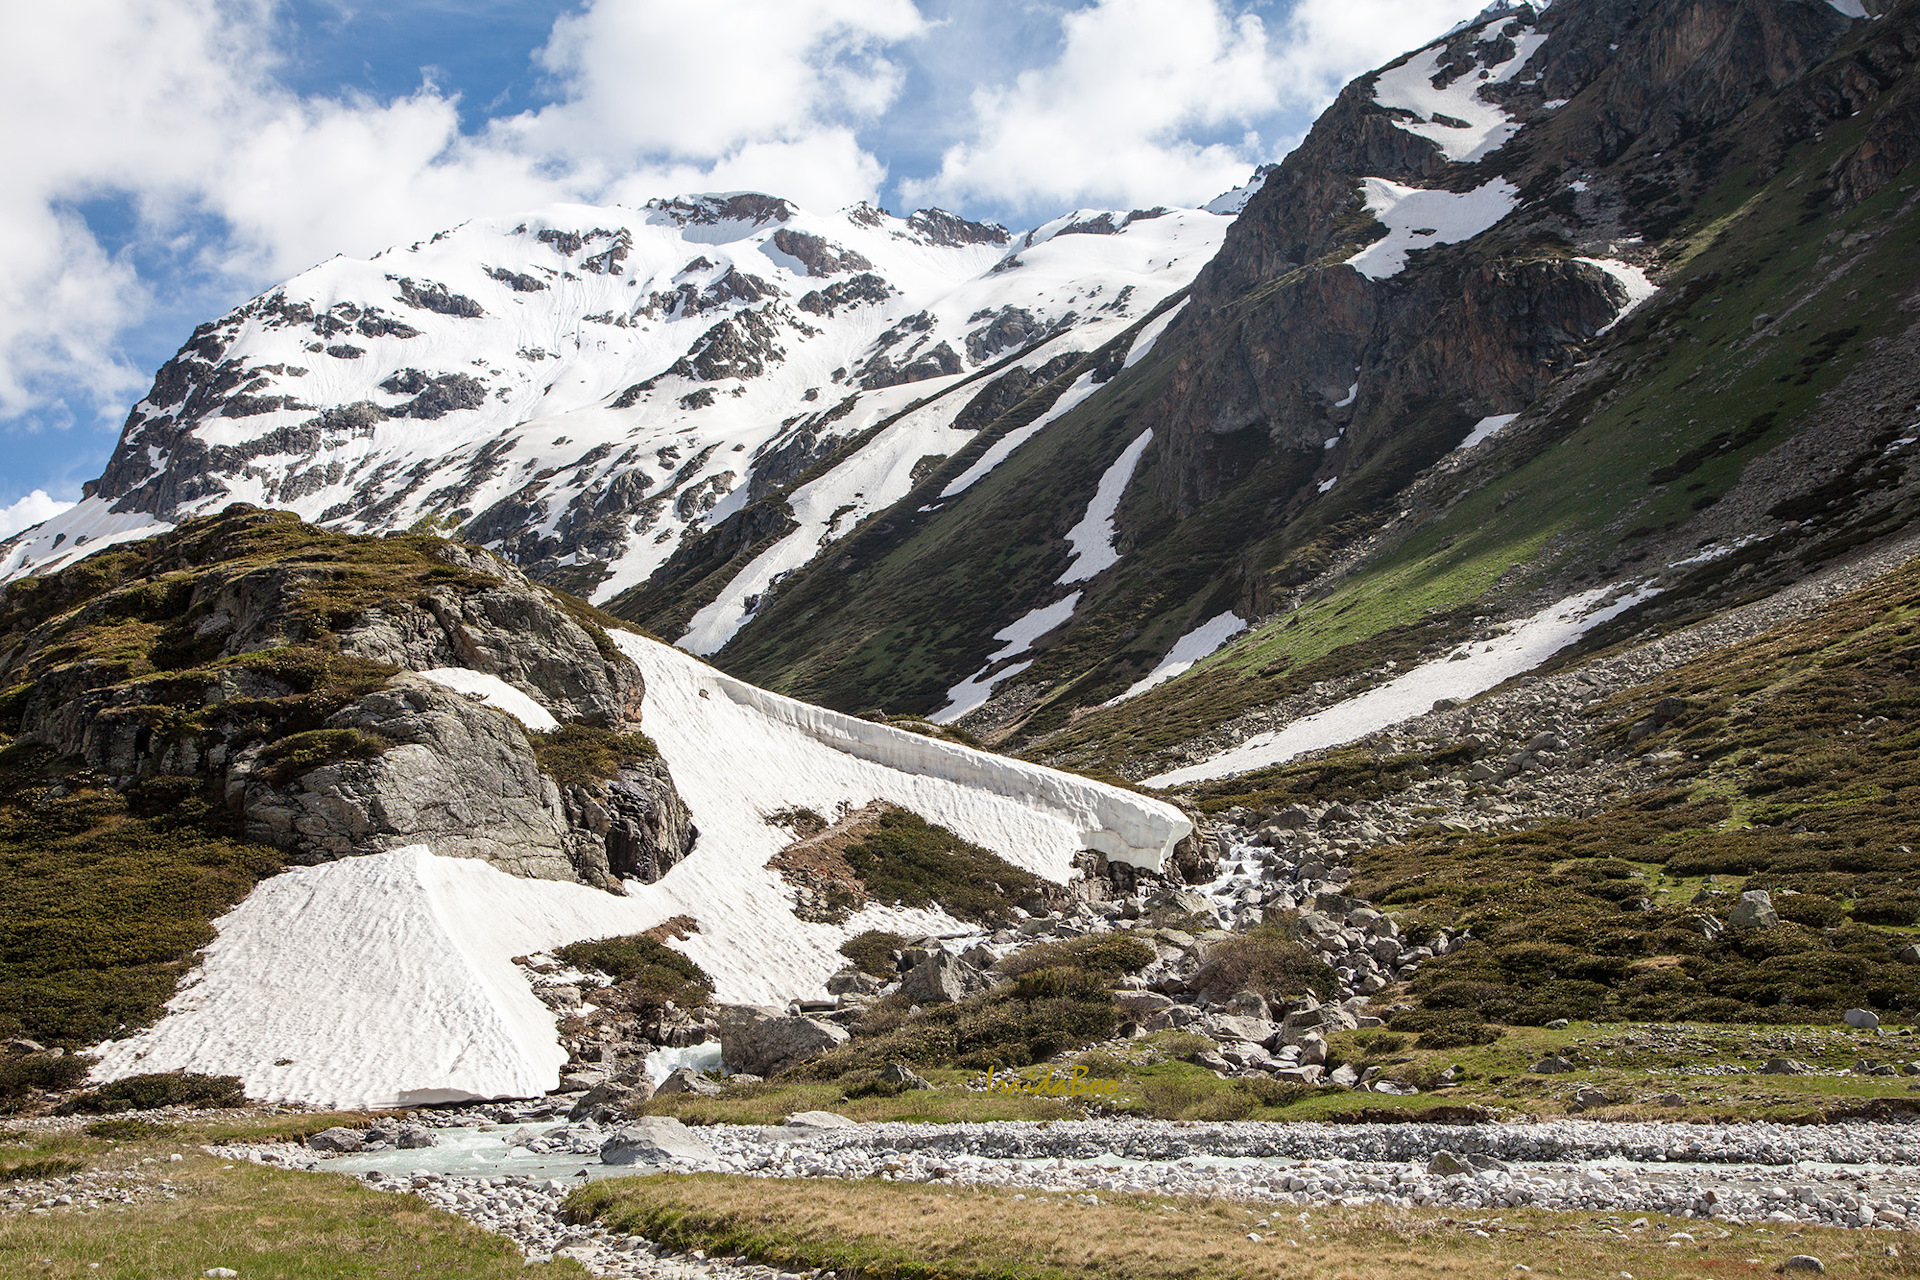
[
  {"x1": 532, "y1": 725, "x2": 658, "y2": 786},
  {"x1": 1, "y1": 1157, "x2": 84, "y2": 1182},
  {"x1": 555, "y1": 933, "x2": 713, "y2": 1018},
  {"x1": 0, "y1": 1055, "x2": 87, "y2": 1113},
  {"x1": 1383, "y1": 1007, "x2": 1501, "y2": 1050},
  {"x1": 766, "y1": 807, "x2": 827, "y2": 838},
  {"x1": 1194, "y1": 925, "x2": 1337, "y2": 1003},
  {"x1": 839, "y1": 930, "x2": 906, "y2": 977},
  {"x1": 258, "y1": 728, "x2": 389, "y2": 784},
  {"x1": 1851, "y1": 894, "x2": 1920, "y2": 927},
  {"x1": 840, "y1": 810, "x2": 1050, "y2": 925},
  {"x1": 56, "y1": 1071, "x2": 245, "y2": 1114},
  {"x1": 998, "y1": 933, "x2": 1155, "y2": 979}
]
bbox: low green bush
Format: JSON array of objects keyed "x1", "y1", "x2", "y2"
[
  {"x1": 839, "y1": 930, "x2": 906, "y2": 977},
  {"x1": 56, "y1": 1071, "x2": 245, "y2": 1114},
  {"x1": 997, "y1": 933, "x2": 1155, "y2": 979},
  {"x1": 0, "y1": 1055, "x2": 87, "y2": 1113},
  {"x1": 1195, "y1": 925, "x2": 1337, "y2": 1003},
  {"x1": 555, "y1": 933, "x2": 713, "y2": 1018},
  {"x1": 532, "y1": 725, "x2": 658, "y2": 786},
  {"x1": 840, "y1": 810, "x2": 1050, "y2": 925}
]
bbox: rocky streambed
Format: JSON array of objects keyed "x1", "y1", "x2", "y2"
[{"x1": 209, "y1": 1115, "x2": 1920, "y2": 1276}]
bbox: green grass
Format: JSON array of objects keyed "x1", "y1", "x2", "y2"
[{"x1": 529, "y1": 724, "x2": 658, "y2": 785}]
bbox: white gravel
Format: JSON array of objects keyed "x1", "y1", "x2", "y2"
[{"x1": 209, "y1": 1115, "x2": 1920, "y2": 1276}]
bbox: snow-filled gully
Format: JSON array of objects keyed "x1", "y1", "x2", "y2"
[{"x1": 88, "y1": 630, "x2": 1188, "y2": 1111}]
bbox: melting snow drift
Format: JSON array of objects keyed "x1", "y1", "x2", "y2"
[
  {"x1": 1108, "y1": 612, "x2": 1247, "y2": 704},
  {"x1": 92, "y1": 629, "x2": 1188, "y2": 1109},
  {"x1": 1344, "y1": 178, "x2": 1519, "y2": 280},
  {"x1": 1145, "y1": 585, "x2": 1660, "y2": 787}
]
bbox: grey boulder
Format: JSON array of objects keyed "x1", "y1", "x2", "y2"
[
  {"x1": 653, "y1": 1067, "x2": 724, "y2": 1097},
  {"x1": 599, "y1": 1116, "x2": 718, "y2": 1166},
  {"x1": 1729, "y1": 889, "x2": 1779, "y2": 930},
  {"x1": 717, "y1": 1004, "x2": 849, "y2": 1077},
  {"x1": 306, "y1": 1127, "x2": 366, "y2": 1153}
]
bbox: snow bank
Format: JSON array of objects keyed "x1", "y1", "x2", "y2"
[
  {"x1": 1057, "y1": 429, "x2": 1153, "y2": 584},
  {"x1": 1344, "y1": 178, "x2": 1519, "y2": 280},
  {"x1": 0, "y1": 496, "x2": 171, "y2": 581},
  {"x1": 1107, "y1": 612, "x2": 1247, "y2": 704},
  {"x1": 932, "y1": 593, "x2": 1082, "y2": 723},
  {"x1": 1145, "y1": 584, "x2": 1660, "y2": 787},
  {"x1": 1577, "y1": 258, "x2": 1659, "y2": 334},
  {"x1": 1123, "y1": 300, "x2": 1189, "y2": 369},
  {"x1": 1458, "y1": 413, "x2": 1520, "y2": 450},
  {"x1": 418, "y1": 668, "x2": 559, "y2": 732}
]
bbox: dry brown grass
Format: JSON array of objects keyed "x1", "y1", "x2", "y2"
[{"x1": 572, "y1": 1174, "x2": 1918, "y2": 1280}]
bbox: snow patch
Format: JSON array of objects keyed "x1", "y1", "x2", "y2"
[
  {"x1": 417, "y1": 669, "x2": 559, "y2": 732},
  {"x1": 940, "y1": 371, "x2": 1102, "y2": 499},
  {"x1": 1317, "y1": 477, "x2": 1339, "y2": 494},
  {"x1": 1123, "y1": 299, "x2": 1189, "y2": 369},
  {"x1": 1372, "y1": 26, "x2": 1550, "y2": 162},
  {"x1": 1107, "y1": 612, "x2": 1247, "y2": 704},
  {"x1": 1145, "y1": 583, "x2": 1661, "y2": 787},
  {"x1": 1334, "y1": 382, "x2": 1359, "y2": 409},
  {"x1": 1827, "y1": 0, "x2": 1868, "y2": 17},
  {"x1": 1458, "y1": 413, "x2": 1520, "y2": 450},
  {"x1": 932, "y1": 593, "x2": 1083, "y2": 723},
  {"x1": 91, "y1": 628, "x2": 1190, "y2": 1110},
  {"x1": 1344, "y1": 178, "x2": 1519, "y2": 280},
  {"x1": 1057, "y1": 429, "x2": 1153, "y2": 584},
  {"x1": 1577, "y1": 258, "x2": 1659, "y2": 334}
]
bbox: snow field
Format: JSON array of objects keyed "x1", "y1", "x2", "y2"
[
  {"x1": 418, "y1": 668, "x2": 560, "y2": 731},
  {"x1": 88, "y1": 628, "x2": 1189, "y2": 1109},
  {"x1": 1578, "y1": 258, "x2": 1660, "y2": 334},
  {"x1": 1057, "y1": 429, "x2": 1153, "y2": 584},
  {"x1": 1144, "y1": 583, "x2": 1662, "y2": 787},
  {"x1": 1458, "y1": 413, "x2": 1520, "y2": 450},
  {"x1": 1372, "y1": 23, "x2": 1549, "y2": 163}
]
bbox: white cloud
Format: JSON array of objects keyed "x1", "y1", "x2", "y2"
[
  {"x1": 906, "y1": 0, "x2": 1489, "y2": 214},
  {"x1": 0, "y1": 490, "x2": 76, "y2": 540},
  {"x1": 0, "y1": 0, "x2": 928, "y2": 452}
]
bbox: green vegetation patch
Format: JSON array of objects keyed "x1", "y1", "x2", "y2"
[
  {"x1": 553, "y1": 933, "x2": 712, "y2": 1019},
  {"x1": 1354, "y1": 558, "x2": 1920, "y2": 1025},
  {"x1": 531, "y1": 724, "x2": 658, "y2": 786},
  {"x1": 56, "y1": 1071, "x2": 246, "y2": 1114},
  {"x1": 838, "y1": 808, "x2": 1050, "y2": 925},
  {"x1": 838, "y1": 929, "x2": 907, "y2": 977},
  {"x1": 0, "y1": 751, "x2": 282, "y2": 1050}
]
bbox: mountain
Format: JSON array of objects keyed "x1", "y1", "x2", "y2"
[
  {"x1": 640, "y1": 0, "x2": 1920, "y2": 781},
  {"x1": 5, "y1": 0, "x2": 1920, "y2": 1114},
  {"x1": 0, "y1": 193, "x2": 1228, "y2": 620}
]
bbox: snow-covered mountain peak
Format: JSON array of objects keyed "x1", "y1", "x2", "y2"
[{"x1": 1, "y1": 190, "x2": 1224, "y2": 603}]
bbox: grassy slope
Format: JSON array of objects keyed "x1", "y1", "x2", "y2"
[{"x1": 572, "y1": 1175, "x2": 1919, "y2": 1280}]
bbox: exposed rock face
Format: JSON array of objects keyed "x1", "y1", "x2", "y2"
[
  {"x1": 240, "y1": 674, "x2": 579, "y2": 878},
  {"x1": 716, "y1": 1004, "x2": 850, "y2": 1077}
]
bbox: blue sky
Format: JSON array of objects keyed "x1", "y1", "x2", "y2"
[{"x1": 0, "y1": 0, "x2": 1485, "y2": 532}]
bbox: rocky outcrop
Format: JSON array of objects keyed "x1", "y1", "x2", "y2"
[{"x1": 0, "y1": 508, "x2": 695, "y2": 892}]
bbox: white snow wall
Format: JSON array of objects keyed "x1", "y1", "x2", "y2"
[{"x1": 613, "y1": 631, "x2": 1191, "y2": 878}]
